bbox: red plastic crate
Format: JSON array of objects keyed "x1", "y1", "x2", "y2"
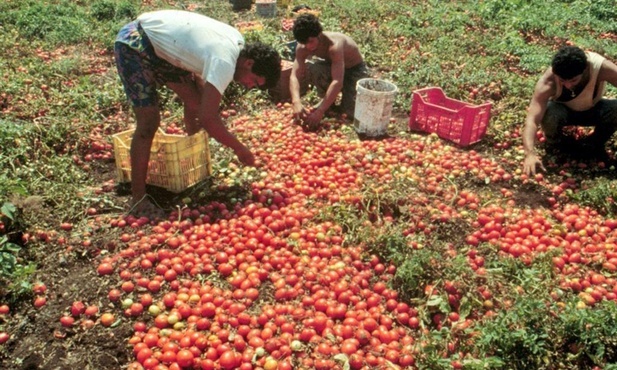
[{"x1": 409, "y1": 87, "x2": 491, "y2": 146}]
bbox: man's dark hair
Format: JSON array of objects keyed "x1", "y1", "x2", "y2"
[
  {"x1": 552, "y1": 46, "x2": 587, "y2": 79},
  {"x1": 292, "y1": 14, "x2": 322, "y2": 44},
  {"x1": 241, "y1": 42, "x2": 281, "y2": 89}
]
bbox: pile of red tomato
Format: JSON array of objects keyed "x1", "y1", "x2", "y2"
[{"x1": 86, "y1": 105, "x2": 617, "y2": 369}]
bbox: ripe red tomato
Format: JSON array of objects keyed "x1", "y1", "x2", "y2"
[
  {"x1": 399, "y1": 354, "x2": 415, "y2": 367},
  {"x1": 408, "y1": 317, "x2": 420, "y2": 329},
  {"x1": 136, "y1": 347, "x2": 153, "y2": 364},
  {"x1": 340, "y1": 340, "x2": 357, "y2": 355},
  {"x1": 33, "y1": 283, "x2": 47, "y2": 294},
  {"x1": 108, "y1": 289, "x2": 122, "y2": 302},
  {"x1": 71, "y1": 301, "x2": 86, "y2": 317},
  {"x1": 160, "y1": 350, "x2": 176, "y2": 364},
  {"x1": 84, "y1": 305, "x2": 98, "y2": 317},
  {"x1": 97, "y1": 262, "x2": 114, "y2": 275},
  {"x1": 34, "y1": 296, "x2": 47, "y2": 308},
  {"x1": 100, "y1": 313, "x2": 115, "y2": 327},
  {"x1": 176, "y1": 349, "x2": 194, "y2": 368},
  {"x1": 60, "y1": 315, "x2": 75, "y2": 327},
  {"x1": 218, "y1": 350, "x2": 239, "y2": 370},
  {"x1": 348, "y1": 353, "x2": 364, "y2": 369}
]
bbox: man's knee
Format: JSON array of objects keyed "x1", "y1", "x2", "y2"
[
  {"x1": 340, "y1": 89, "x2": 357, "y2": 117},
  {"x1": 133, "y1": 107, "x2": 161, "y2": 140},
  {"x1": 307, "y1": 61, "x2": 331, "y2": 94},
  {"x1": 541, "y1": 103, "x2": 568, "y2": 141},
  {"x1": 598, "y1": 99, "x2": 617, "y2": 129},
  {"x1": 134, "y1": 126, "x2": 158, "y2": 141}
]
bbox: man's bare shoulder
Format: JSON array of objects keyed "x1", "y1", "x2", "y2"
[
  {"x1": 323, "y1": 31, "x2": 359, "y2": 57},
  {"x1": 598, "y1": 58, "x2": 617, "y2": 86},
  {"x1": 294, "y1": 43, "x2": 311, "y2": 59},
  {"x1": 535, "y1": 67, "x2": 557, "y2": 94},
  {"x1": 536, "y1": 67, "x2": 556, "y2": 87},
  {"x1": 323, "y1": 31, "x2": 354, "y2": 45}
]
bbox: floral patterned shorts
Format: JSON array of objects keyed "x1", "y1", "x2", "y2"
[{"x1": 114, "y1": 21, "x2": 193, "y2": 107}]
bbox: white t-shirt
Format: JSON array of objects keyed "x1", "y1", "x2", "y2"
[{"x1": 137, "y1": 10, "x2": 245, "y2": 94}]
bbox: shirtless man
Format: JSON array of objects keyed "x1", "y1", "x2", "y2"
[
  {"x1": 522, "y1": 45, "x2": 617, "y2": 175},
  {"x1": 289, "y1": 14, "x2": 369, "y2": 129}
]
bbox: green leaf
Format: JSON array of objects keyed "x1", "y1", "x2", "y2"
[
  {"x1": 1, "y1": 202, "x2": 16, "y2": 221},
  {"x1": 334, "y1": 353, "x2": 350, "y2": 369},
  {"x1": 18, "y1": 280, "x2": 31, "y2": 291},
  {"x1": 1, "y1": 242, "x2": 21, "y2": 253},
  {"x1": 426, "y1": 295, "x2": 444, "y2": 307},
  {"x1": 0, "y1": 252, "x2": 16, "y2": 272},
  {"x1": 384, "y1": 360, "x2": 401, "y2": 369},
  {"x1": 459, "y1": 296, "x2": 471, "y2": 319}
]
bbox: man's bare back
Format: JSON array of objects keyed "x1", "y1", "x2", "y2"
[{"x1": 300, "y1": 31, "x2": 363, "y2": 69}]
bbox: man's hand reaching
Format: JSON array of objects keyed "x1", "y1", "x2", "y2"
[
  {"x1": 234, "y1": 145, "x2": 256, "y2": 167},
  {"x1": 523, "y1": 153, "x2": 546, "y2": 176},
  {"x1": 292, "y1": 102, "x2": 308, "y2": 123}
]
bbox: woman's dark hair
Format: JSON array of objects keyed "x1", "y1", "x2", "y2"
[
  {"x1": 292, "y1": 14, "x2": 322, "y2": 44},
  {"x1": 552, "y1": 46, "x2": 587, "y2": 79},
  {"x1": 240, "y1": 42, "x2": 281, "y2": 89}
]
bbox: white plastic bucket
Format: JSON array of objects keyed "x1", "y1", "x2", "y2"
[
  {"x1": 353, "y1": 78, "x2": 398, "y2": 136},
  {"x1": 256, "y1": 0, "x2": 277, "y2": 17}
]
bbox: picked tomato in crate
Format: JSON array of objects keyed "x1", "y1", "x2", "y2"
[
  {"x1": 112, "y1": 128, "x2": 212, "y2": 193},
  {"x1": 409, "y1": 87, "x2": 491, "y2": 147}
]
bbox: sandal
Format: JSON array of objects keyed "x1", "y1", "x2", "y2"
[{"x1": 128, "y1": 196, "x2": 166, "y2": 220}]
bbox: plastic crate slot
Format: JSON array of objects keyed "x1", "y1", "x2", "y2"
[{"x1": 112, "y1": 128, "x2": 212, "y2": 193}]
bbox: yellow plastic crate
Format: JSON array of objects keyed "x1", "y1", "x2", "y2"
[
  {"x1": 235, "y1": 21, "x2": 264, "y2": 33},
  {"x1": 293, "y1": 8, "x2": 320, "y2": 18},
  {"x1": 113, "y1": 128, "x2": 212, "y2": 193}
]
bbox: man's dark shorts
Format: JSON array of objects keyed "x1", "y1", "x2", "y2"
[
  {"x1": 308, "y1": 60, "x2": 370, "y2": 118},
  {"x1": 114, "y1": 21, "x2": 193, "y2": 107},
  {"x1": 542, "y1": 99, "x2": 617, "y2": 145}
]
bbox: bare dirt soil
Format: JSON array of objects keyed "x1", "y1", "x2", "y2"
[{"x1": 0, "y1": 160, "x2": 135, "y2": 370}]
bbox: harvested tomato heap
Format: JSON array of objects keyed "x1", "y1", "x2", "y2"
[{"x1": 88, "y1": 105, "x2": 617, "y2": 370}]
